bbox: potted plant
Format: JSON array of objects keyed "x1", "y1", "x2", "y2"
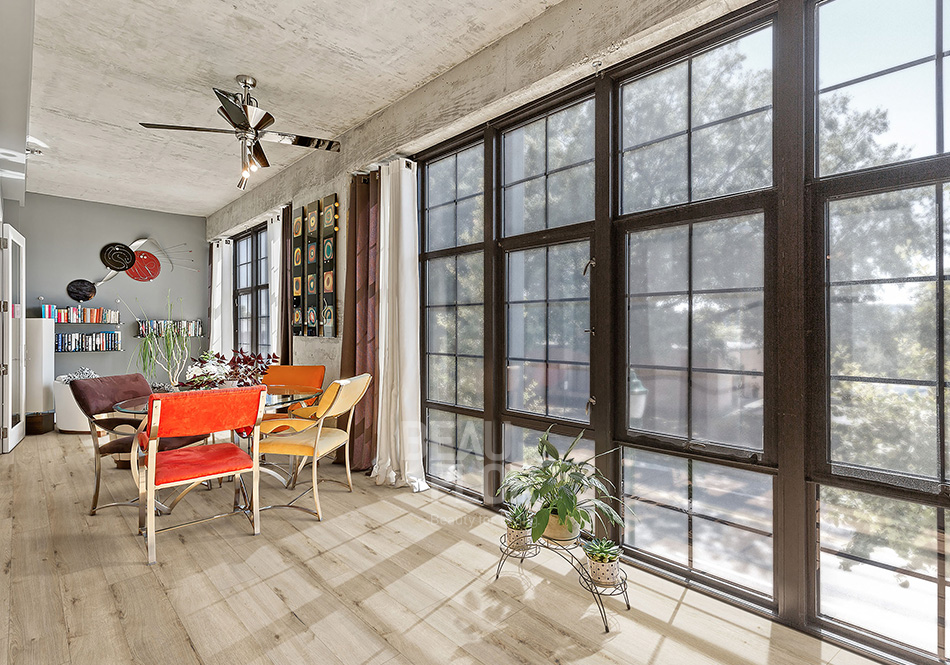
[
  {"x1": 582, "y1": 537, "x2": 622, "y2": 586},
  {"x1": 498, "y1": 427, "x2": 623, "y2": 545},
  {"x1": 503, "y1": 503, "x2": 533, "y2": 552}
]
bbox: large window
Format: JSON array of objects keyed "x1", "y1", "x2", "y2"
[
  {"x1": 422, "y1": 144, "x2": 486, "y2": 494},
  {"x1": 233, "y1": 224, "x2": 269, "y2": 355},
  {"x1": 416, "y1": 2, "x2": 950, "y2": 663}
]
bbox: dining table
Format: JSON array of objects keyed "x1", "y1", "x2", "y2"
[{"x1": 113, "y1": 384, "x2": 323, "y2": 415}]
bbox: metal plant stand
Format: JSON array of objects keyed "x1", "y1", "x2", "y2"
[{"x1": 495, "y1": 533, "x2": 630, "y2": 632}]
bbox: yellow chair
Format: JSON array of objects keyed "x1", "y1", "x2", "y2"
[{"x1": 259, "y1": 373, "x2": 372, "y2": 519}]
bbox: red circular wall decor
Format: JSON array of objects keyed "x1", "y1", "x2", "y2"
[{"x1": 126, "y1": 251, "x2": 162, "y2": 282}]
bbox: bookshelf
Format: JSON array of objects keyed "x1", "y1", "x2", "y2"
[
  {"x1": 55, "y1": 330, "x2": 122, "y2": 353},
  {"x1": 41, "y1": 305, "x2": 120, "y2": 325},
  {"x1": 135, "y1": 319, "x2": 203, "y2": 338}
]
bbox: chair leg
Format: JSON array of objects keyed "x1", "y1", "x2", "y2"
[
  {"x1": 90, "y1": 453, "x2": 103, "y2": 515},
  {"x1": 146, "y1": 481, "x2": 157, "y2": 565},
  {"x1": 138, "y1": 468, "x2": 147, "y2": 534},
  {"x1": 252, "y1": 465, "x2": 260, "y2": 536},
  {"x1": 311, "y1": 455, "x2": 322, "y2": 520},
  {"x1": 344, "y1": 443, "x2": 353, "y2": 493}
]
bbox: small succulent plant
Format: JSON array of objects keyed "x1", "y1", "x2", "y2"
[
  {"x1": 503, "y1": 503, "x2": 533, "y2": 530},
  {"x1": 582, "y1": 538, "x2": 620, "y2": 563}
]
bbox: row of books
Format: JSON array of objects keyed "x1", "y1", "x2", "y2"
[
  {"x1": 55, "y1": 331, "x2": 122, "y2": 352},
  {"x1": 137, "y1": 320, "x2": 203, "y2": 338},
  {"x1": 41, "y1": 305, "x2": 120, "y2": 324}
]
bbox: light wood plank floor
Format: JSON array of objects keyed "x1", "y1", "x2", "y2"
[{"x1": 0, "y1": 431, "x2": 876, "y2": 665}]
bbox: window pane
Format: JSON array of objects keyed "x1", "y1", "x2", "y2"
[
  {"x1": 623, "y1": 448, "x2": 689, "y2": 565},
  {"x1": 693, "y1": 518, "x2": 772, "y2": 595},
  {"x1": 504, "y1": 119, "x2": 545, "y2": 183},
  {"x1": 830, "y1": 380, "x2": 937, "y2": 478},
  {"x1": 829, "y1": 187, "x2": 936, "y2": 282},
  {"x1": 691, "y1": 372, "x2": 763, "y2": 449},
  {"x1": 456, "y1": 252, "x2": 483, "y2": 304},
  {"x1": 456, "y1": 196, "x2": 483, "y2": 246},
  {"x1": 426, "y1": 409, "x2": 456, "y2": 482},
  {"x1": 829, "y1": 282, "x2": 936, "y2": 381},
  {"x1": 504, "y1": 177, "x2": 545, "y2": 236},
  {"x1": 427, "y1": 355, "x2": 456, "y2": 404},
  {"x1": 692, "y1": 293, "x2": 764, "y2": 372},
  {"x1": 457, "y1": 305, "x2": 483, "y2": 355},
  {"x1": 427, "y1": 257, "x2": 456, "y2": 305},
  {"x1": 691, "y1": 27, "x2": 773, "y2": 126},
  {"x1": 628, "y1": 295, "x2": 689, "y2": 367},
  {"x1": 621, "y1": 137, "x2": 689, "y2": 214},
  {"x1": 817, "y1": 0, "x2": 935, "y2": 90},
  {"x1": 691, "y1": 110, "x2": 772, "y2": 200},
  {"x1": 508, "y1": 303, "x2": 547, "y2": 360},
  {"x1": 621, "y1": 62, "x2": 688, "y2": 149},
  {"x1": 818, "y1": 63, "x2": 936, "y2": 175},
  {"x1": 508, "y1": 247, "x2": 546, "y2": 301},
  {"x1": 507, "y1": 360, "x2": 547, "y2": 415},
  {"x1": 547, "y1": 163, "x2": 594, "y2": 228},
  {"x1": 819, "y1": 486, "x2": 937, "y2": 654},
  {"x1": 457, "y1": 356, "x2": 484, "y2": 409},
  {"x1": 546, "y1": 363, "x2": 589, "y2": 421},
  {"x1": 456, "y1": 145, "x2": 484, "y2": 198},
  {"x1": 427, "y1": 307, "x2": 455, "y2": 354},
  {"x1": 628, "y1": 226, "x2": 689, "y2": 294},
  {"x1": 693, "y1": 214, "x2": 764, "y2": 291},
  {"x1": 427, "y1": 155, "x2": 455, "y2": 206},
  {"x1": 547, "y1": 301, "x2": 589, "y2": 363},
  {"x1": 632, "y1": 368, "x2": 688, "y2": 437},
  {"x1": 547, "y1": 242, "x2": 590, "y2": 299},
  {"x1": 547, "y1": 99, "x2": 594, "y2": 170},
  {"x1": 427, "y1": 203, "x2": 455, "y2": 252}
]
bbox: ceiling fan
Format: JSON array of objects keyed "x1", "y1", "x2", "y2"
[{"x1": 140, "y1": 74, "x2": 341, "y2": 190}]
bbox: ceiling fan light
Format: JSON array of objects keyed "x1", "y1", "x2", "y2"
[{"x1": 250, "y1": 163, "x2": 259, "y2": 173}]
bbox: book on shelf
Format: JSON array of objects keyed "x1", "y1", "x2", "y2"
[
  {"x1": 54, "y1": 331, "x2": 122, "y2": 352},
  {"x1": 41, "y1": 305, "x2": 120, "y2": 324},
  {"x1": 137, "y1": 319, "x2": 203, "y2": 338}
]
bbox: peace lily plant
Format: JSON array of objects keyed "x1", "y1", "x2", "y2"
[{"x1": 498, "y1": 427, "x2": 623, "y2": 545}]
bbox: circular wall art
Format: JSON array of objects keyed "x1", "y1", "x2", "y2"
[
  {"x1": 125, "y1": 251, "x2": 162, "y2": 282},
  {"x1": 66, "y1": 279, "x2": 97, "y2": 303},
  {"x1": 99, "y1": 242, "x2": 137, "y2": 271}
]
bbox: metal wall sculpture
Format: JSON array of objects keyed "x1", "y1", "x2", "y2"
[{"x1": 320, "y1": 193, "x2": 338, "y2": 338}]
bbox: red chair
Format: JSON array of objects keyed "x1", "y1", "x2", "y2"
[{"x1": 136, "y1": 385, "x2": 266, "y2": 564}]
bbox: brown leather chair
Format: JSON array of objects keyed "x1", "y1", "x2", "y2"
[{"x1": 70, "y1": 373, "x2": 205, "y2": 515}]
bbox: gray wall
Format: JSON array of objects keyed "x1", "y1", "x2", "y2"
[{"x1": 3, "y1": 193, "x2": 208, "y2": 379}]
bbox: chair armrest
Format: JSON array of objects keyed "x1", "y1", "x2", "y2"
[{"x1": 92, "y1": 416, "x2": 144, "y2": 436}]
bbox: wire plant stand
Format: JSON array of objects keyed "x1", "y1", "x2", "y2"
[{"x1": 495, "y1": 533, "x2": 630, "y2": 632}]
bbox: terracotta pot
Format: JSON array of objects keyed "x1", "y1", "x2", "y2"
[
  {"x1": 506, "y1": 527, "x2": 532, "y2": 551},
  {"x1": 588, "y1": 557, "x2": 620, "y2": 587},
  {"x1": 541, "y1": 515, "x2": 580, "y2": 544}
]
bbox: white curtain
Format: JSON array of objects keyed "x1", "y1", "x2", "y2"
[
  {"x1": 372, "y1": 158, "x2": 429, "y2": 492},
  {"x1": 209, "y1": 239, "x2": 234, "y2": 356},
  {"x1": 266, "y1": 214, "x2": 282, "y2": 358}
]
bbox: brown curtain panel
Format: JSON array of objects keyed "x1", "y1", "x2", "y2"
[
  {"x1": 278, "y1": 205, "x2": 294, "y2": 363},
  {"x1": 341, "y1": 173, "x2": 380, "y2": 471}
]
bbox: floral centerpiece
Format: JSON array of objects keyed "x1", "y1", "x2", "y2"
[{"x1": 178, "y1": 350, "x2": 279, "y2": 390}]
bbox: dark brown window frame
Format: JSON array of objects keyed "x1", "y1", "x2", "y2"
[
  {"x1": 232, "y1": 222, "x2": 269, "y2": 355},
  {"x1": 415, "y1": 1, "x2": 950, "y2": 663}
]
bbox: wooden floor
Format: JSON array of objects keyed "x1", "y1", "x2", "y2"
[{"x1": 0, "y1": 431, "x2": 876, "y2": 665}]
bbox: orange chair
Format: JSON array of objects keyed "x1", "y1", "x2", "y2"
[
  {"x1": 262, "y1": 364, "x2": 326, "y2": 417},
  {"x1": 135, "y1": 385, "x2": 266, "y2": 564}
]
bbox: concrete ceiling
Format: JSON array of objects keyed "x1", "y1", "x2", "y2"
[{"x1": 25, "y1": 0, "x2": 561, "y2": 217}]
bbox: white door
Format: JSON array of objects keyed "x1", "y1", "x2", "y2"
[{"x1": 2, "y1": 224, "x2": 26, "y2": 452}]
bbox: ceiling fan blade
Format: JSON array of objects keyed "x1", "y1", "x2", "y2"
[
  {"x1": 258, "y1": 130, "x2": 341, "y2": 152},
  {"x1": 140, "y1": 122, "x2": 234, "y2": 134},
  {"x1": 244, "y1": 106, "x2": 275, "y2": 132},
  {"x1": 252, "y1": 141, "x2": 270, "y2": 168},
  {"x1": 213, "y1": 88, "x2": 249, "y2": 129}
]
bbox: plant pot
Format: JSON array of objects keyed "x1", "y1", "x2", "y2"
[
  {"x1": 506, "y1": 527, "x2": 532, "y2": 551},
  {"x1": 588, "y1": 557, "x2": 620, "y2": 587},
  {"x1": 542, "y1": 516, "x2": 580, "y2": 544}
]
